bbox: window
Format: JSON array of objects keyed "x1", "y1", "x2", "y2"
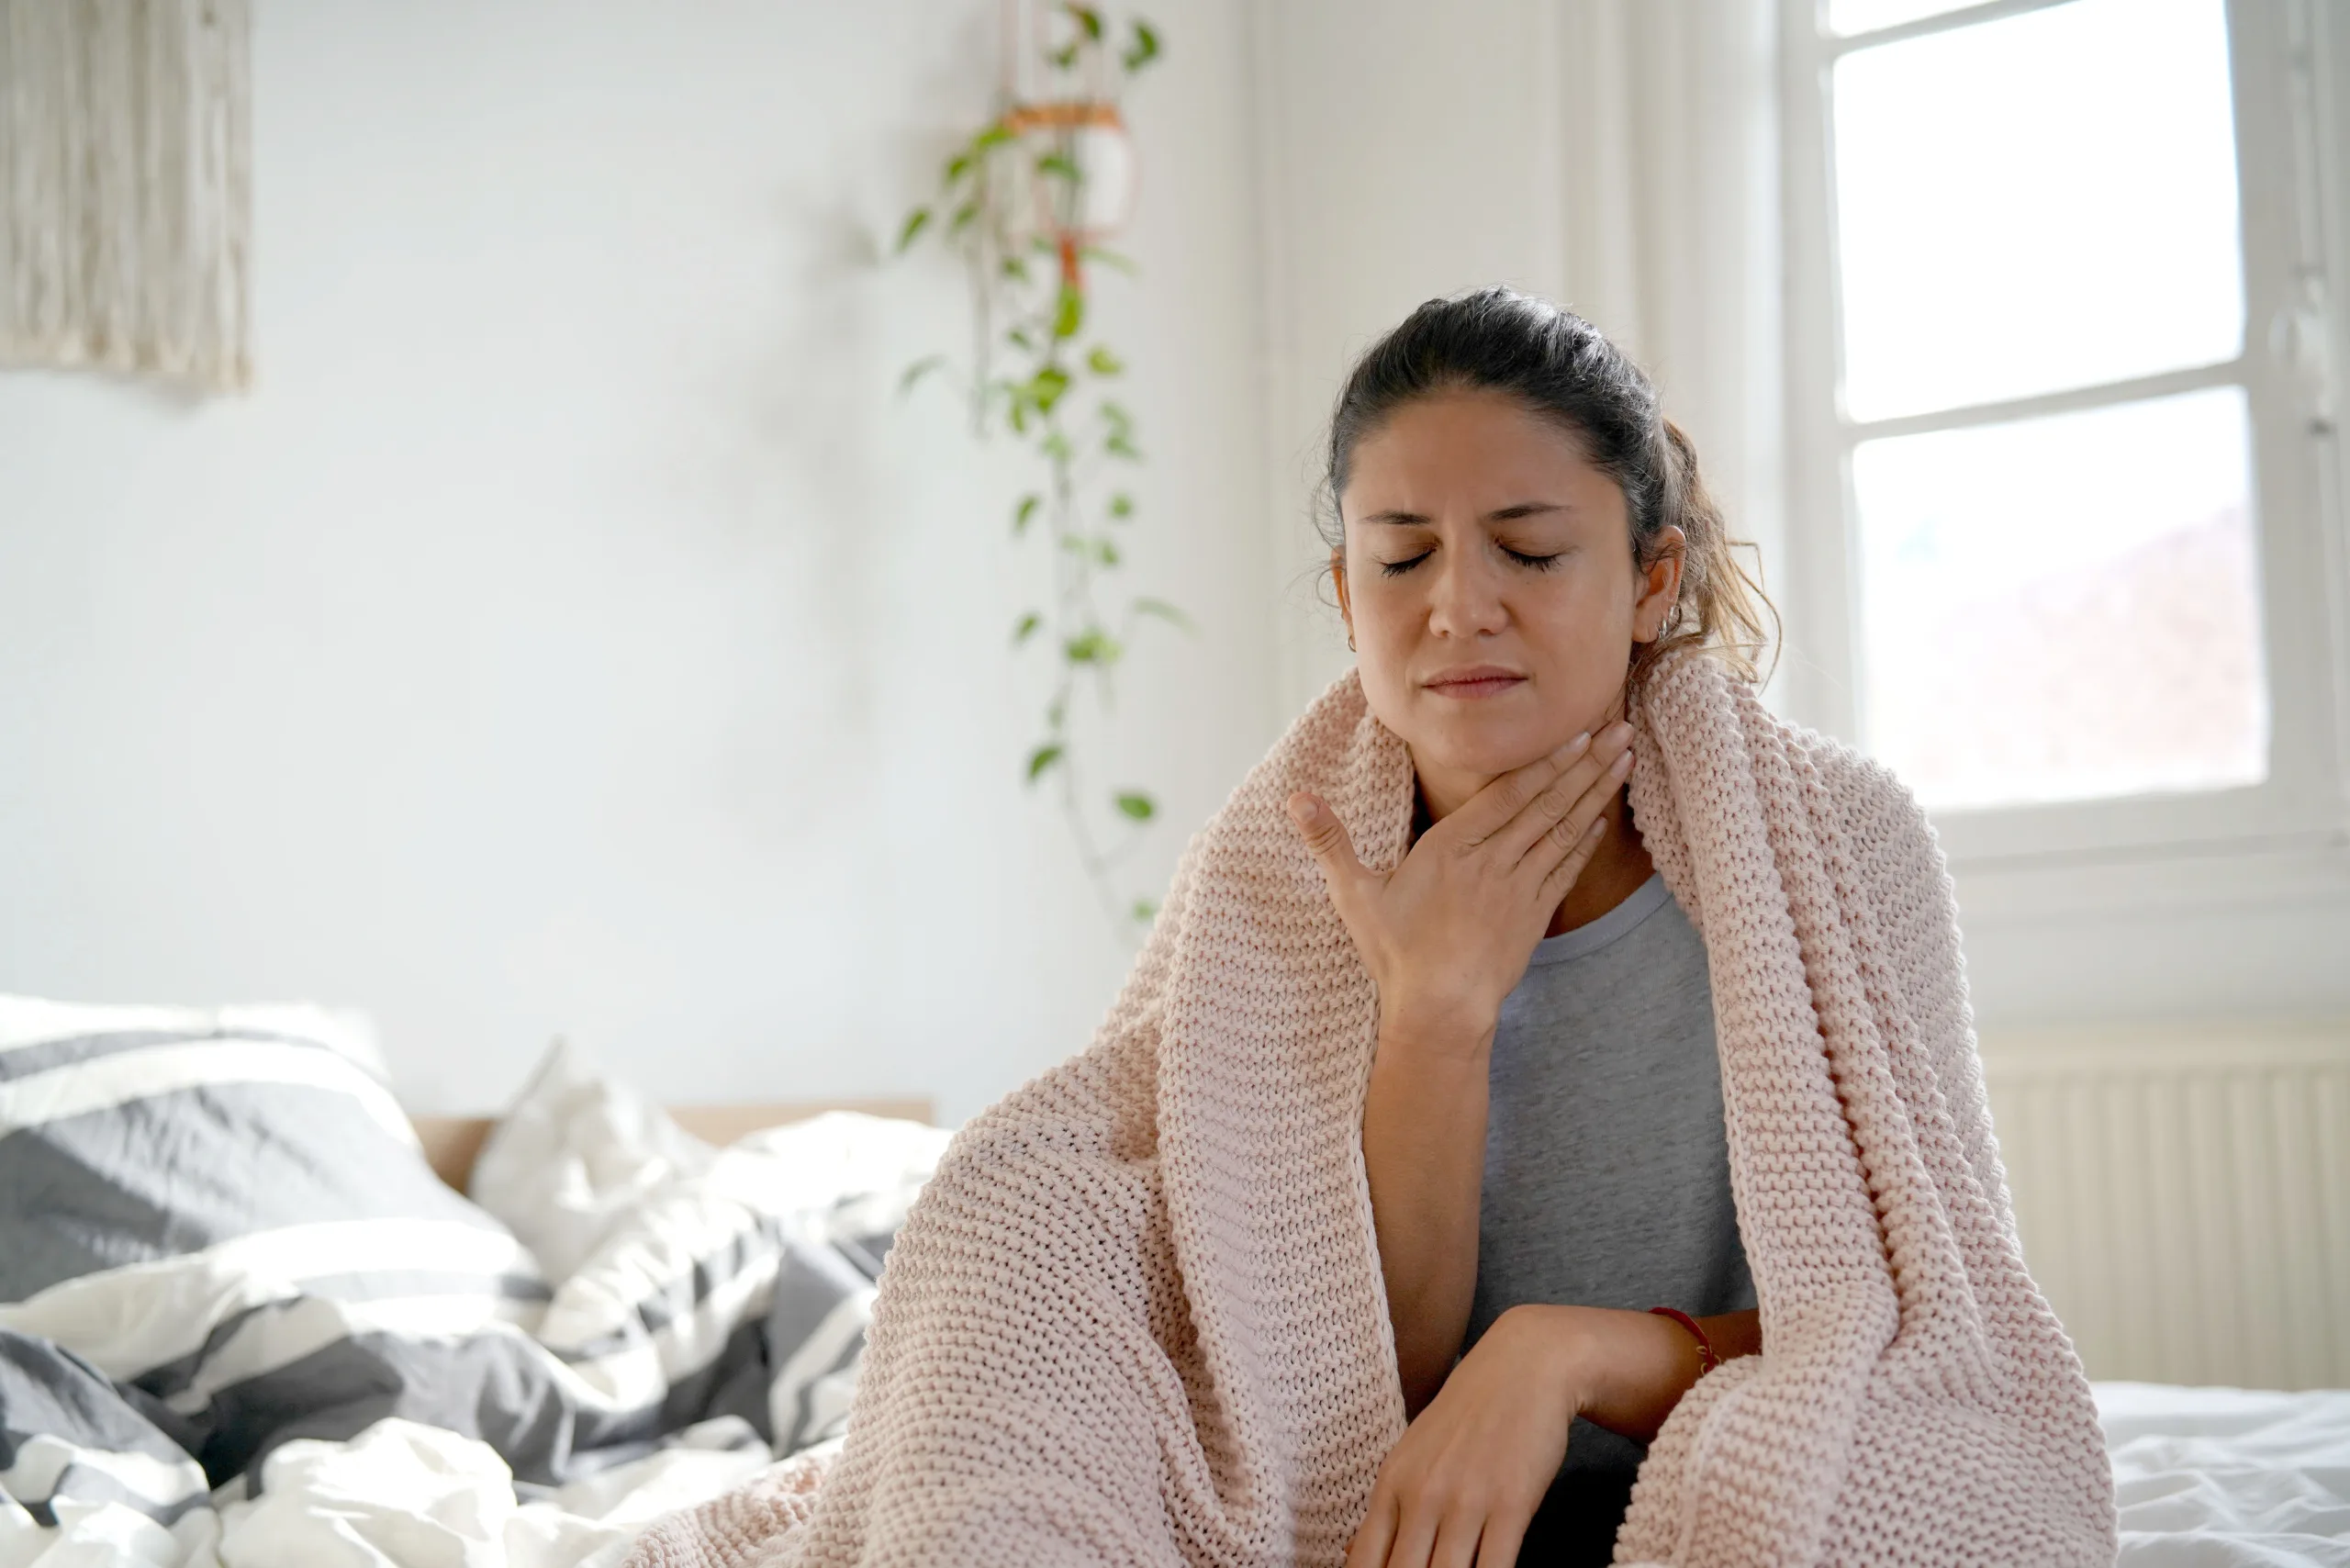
[{"x1": 1780, "y1": 0, "x2": 2348, "y2": 865}]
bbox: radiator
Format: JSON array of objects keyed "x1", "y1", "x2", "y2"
[{"x1": 1977, "y1": 1022, "x2": 2350, "y2": 1391}]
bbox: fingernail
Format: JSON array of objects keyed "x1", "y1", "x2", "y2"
[
  {"x1": 1608, "y1": 721, "x2": 1635, "y2": 745},
  {"x1": 1611, "y1": 750, "x2": 1633, "y2": 776},
  {"x1": 1285, "y1": 795, "x2": 1314, "y2": 825},
  {"x1": 1557, "y1": 732, "x2": 1591, "y2": 760}
]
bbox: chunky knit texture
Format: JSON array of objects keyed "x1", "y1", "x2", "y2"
[{"x1": 627, "y1": 657, "x2": 2117, "y2": 1568}]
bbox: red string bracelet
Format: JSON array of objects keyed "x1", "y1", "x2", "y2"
[{"x1": 1650, "y1": 1306, "x2": 1720, "y2": 1375}]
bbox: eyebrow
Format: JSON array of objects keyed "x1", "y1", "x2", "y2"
[{"x1": 1356, "y1": 501, "x2": 1569, "y2": 526}]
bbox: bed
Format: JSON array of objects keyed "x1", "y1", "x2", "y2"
[
  {"x1": 2, "y1": 996, "x2": 2344, "y2": 1566},
  {"x1": 0, "y1": 999, "x2": 951, "y2": 1568}
]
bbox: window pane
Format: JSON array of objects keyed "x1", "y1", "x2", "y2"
[
  {"x1": 1833, "y1": 0, "x2": 2244, "y2": 421},
  {"x1": 1829, "y1": 0, "x2": 1977, "y2": 36},
  {"x1": 1855, "y1": 387, "x2": 2266, "y2": 811}
]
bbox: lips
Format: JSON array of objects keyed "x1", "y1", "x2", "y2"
[{"x1": 1422, "y1": 666, "x2": 1528, "y2": 700}]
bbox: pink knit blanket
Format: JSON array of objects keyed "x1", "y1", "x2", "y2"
[{"x1": 627, "y1": 656, "x2": 2117, "y2": 1567}]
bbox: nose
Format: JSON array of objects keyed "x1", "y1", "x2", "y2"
[{"x1": 1426, "y1": 547, "x2": 1509, "y2": 639}]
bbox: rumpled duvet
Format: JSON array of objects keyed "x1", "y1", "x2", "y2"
[{"x1": 0, "y1": 1084, "x2": 948, "y2": 1568}]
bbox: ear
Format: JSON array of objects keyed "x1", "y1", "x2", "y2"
[
  {"x1": 1330, "y1": 545, "x2": 1353, "y2": 635},
  {"x1": 1633, "y1": 526, "x2": 1686, "y2": 644}
]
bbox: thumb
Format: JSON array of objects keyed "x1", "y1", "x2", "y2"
[{"x1": 1285, "y1": 791, "x2": 1371, "y2": 904}]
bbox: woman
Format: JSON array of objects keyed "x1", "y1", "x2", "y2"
[
  {"x1": 632, "y1": 292, "x2": 2114, "y2": 1568},
  {"x1": 1288, "y1": 287, "x2": 1773, "y2": 1566}
]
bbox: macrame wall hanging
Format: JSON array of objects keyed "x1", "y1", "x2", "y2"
[{"x1": 0, "y1": 0, "x2": 252, "y2": 393}]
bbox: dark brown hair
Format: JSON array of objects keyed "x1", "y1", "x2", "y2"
[{"x1": 1320, "y1": 286, "x2": 1776, "y2": 686}]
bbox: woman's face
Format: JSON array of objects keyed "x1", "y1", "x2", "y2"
[{"x1": 1335, "y1": 388, "x2": 1680, "y2": 799}]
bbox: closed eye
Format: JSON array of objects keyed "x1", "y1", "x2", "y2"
[{"x1": 1379, "y1": 546, "x2": 1561, "y2": 577}]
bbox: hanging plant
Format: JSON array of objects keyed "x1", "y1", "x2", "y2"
[{"x1": 894, "y1": 3, "x2": 1179, "y2": 934}]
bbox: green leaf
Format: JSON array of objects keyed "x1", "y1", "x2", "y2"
[
  {"x1": 1040, "y1": 430, "x2": 1073, "y2": 462},
  {"x1": 1086, "y1": 344, "x2": 1125, "y2": 375},
  {"x1": 1101, "y1": 400, "x2": 1141, "y2": 458},
  {"x1": 1081, "y1": 245, "x2": 1139, "y2": 275},
  {"x1": 1012, "y1": 610, "x2": 1043, "y2": 645},
  {"x1": 1067, "y1": 4, "x2": 1104, "y2": 41},
  {"x1": 1093, "y1": 537, "x2": 1122, "y2": 566},
  {"x1": 1048, "y1": 42, "x2": 1080, "y2": 70},
  {"x1": 1029, "y1": 364, "x2": 1071, "y2": 414},
  {"x1": 1063, "y1": 628, "x2": 1123, "y2": 665},
  {"x1": 1107, "y1": 491, "x2": 1135, "y2": 521},
  {"x1": 1026, "y1": 743, "x2": 1065, "y2": 783},
  {"x1": 894, "y1": 207, "x2": 931, "y2": 252},
  {"x1": 1013, "y1": 493, "x2": 1042, "y2": 534},
  {"x1": 1002, "y1": 255, "x2": 1032, "y2": 284},
  {"x1": 1131, "y1": 897, "x2": 1159, "y2": 924},
  {"x1": 1113, "y1": 790, "x2": 1156, "y2": 822},
  {"x1": 1123, "y1": 19, "x2": 1161, "y2": 72},
  {"x1": 948, "y1": 200, "x2": 979, "y2": 236},
  {"x1": 1132, "y1": 596, "x2": 1193, "y2": 632},
  {"x1": 1036, "y1": 151, "x2": 1080, "y2": 183},
  {"x1": 1053, "y1": 285, "x2": 1085, "y2": 340},
  {"x1": 945, "y1": 151, "x2": 973, "y2": 184},
  {"x1": 1006, "y1": 325, "x2": 1035, "y2": 350},
  {"x1": 898, "y1": 354, "x2": 947, "y2": 397},
  {"x1": 973, "y1": 123, "x2": 1014, "y2": 152},
  {"x1": 1007, "y1": 398, "x2": 1030, "y2": 435}
]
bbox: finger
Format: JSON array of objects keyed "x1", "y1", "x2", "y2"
[
  {"x1": 1344, "y1": 1487, "x2": 1400, "y2": 1568},
  {"x1": 1382, "y1": 1499, "x2": 1440, "y2": 1568},
  {"x1": 1444, "y1": 732, "x2": 1592, "y2": 847},
  {"x1": 1491, "y1": 722, "x2": 1633, "y2": 868},
  {"x1": 1472, "y1": 1510, "x2": 1531, "y2": 1568},
  {"x1": 1428, "y1": 1506, "x2": 1485, "y2": 1568},
  {"x1": 1287, "y1": 791, "x2": 1375, "y2": 913},
  {"x1": 1535, "y1": 813, "x2": 1610, "y2": 906}
]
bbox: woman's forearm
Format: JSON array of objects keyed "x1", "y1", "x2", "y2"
[
  {"x1": 1360, "y1": 1014, "x2": 1494, "y2": 1415},
  {"x1": 1512, "y1": 1304, "x2": 1762, "y2": 1445}
]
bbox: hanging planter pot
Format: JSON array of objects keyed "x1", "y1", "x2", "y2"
[{"x1": 1002, "y1": 98, "x2": 1136, "y2": 264}]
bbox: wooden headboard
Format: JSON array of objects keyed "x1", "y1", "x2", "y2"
[{"x1": 410, "y1": 1097, "x2": 934, "y2": 1192}]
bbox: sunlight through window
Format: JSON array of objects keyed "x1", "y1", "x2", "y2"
[{"x1": 1829, "y1": 0, "x2": 2266, "y2": 811}]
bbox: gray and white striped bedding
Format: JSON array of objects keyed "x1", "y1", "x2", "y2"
[{"x1": 0, "y1": 996, "x2": 948, "y2": 1554}]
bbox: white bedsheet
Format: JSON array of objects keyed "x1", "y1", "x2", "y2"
[
  {"x1": 2104, "y1": 1382, "x2": 2350, "y2": 1567},
  {"x1": 7, "y1": 1383, "x2": 2344, "y2": 1565},
  {"x1": 0, "y1": 1417, "x2": 775, "y2": 1568}
]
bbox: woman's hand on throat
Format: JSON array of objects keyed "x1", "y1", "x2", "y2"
[{"x1": 1287, "y1": 722, "x2": 1636, "y2": 1051}]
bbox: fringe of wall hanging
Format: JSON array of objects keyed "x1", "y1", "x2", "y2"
[{"x1": 1, "y1": 0, "x2": 252, "y2": 393}]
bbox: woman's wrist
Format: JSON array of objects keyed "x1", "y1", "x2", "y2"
[
  {"x1": 1505, "y1": 1303, "x2": 1708, "y2": 1444},
  {"x1": 1374, "y1": 994, "x2": 1499, "y2": 1061}
]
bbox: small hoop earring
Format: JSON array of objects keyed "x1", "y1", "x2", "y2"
[{"x1": 1346, "y1": 628, "x2": 1357, "y2": 652}]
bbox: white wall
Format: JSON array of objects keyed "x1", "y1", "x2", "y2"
[{"x1": 0, "y1": 0, "x2": 1278, "y2": 1125}]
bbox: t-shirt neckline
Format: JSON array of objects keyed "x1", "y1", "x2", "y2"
[{"x1": 1526, "y1": 872, "x2": 1673, "y2": 967}]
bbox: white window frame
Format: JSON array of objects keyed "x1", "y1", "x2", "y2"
[{"x1": 1777, "y1": 0, "x2": 2350, "y2": 886}]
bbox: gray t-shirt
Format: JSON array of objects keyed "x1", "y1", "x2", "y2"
[{"x1": 1463, "y1": 872, "x2": 1754, "y2": 1562}]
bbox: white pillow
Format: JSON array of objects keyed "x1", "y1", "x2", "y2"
[
  {"x1": 467, "y1": 1038, "x2": 714, "y2": 1283},
  {"x1": 532, "y1": 1110, "x2": 954, "y2": 1454}
]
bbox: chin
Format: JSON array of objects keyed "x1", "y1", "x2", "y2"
[{"x1": 1406, "y1": 711, "x2": 1572, "y2": 781}]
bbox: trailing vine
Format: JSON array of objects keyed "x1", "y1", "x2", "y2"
[{"x1": 894, "y1": 5, "x2": 1179, "y2": 935}]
